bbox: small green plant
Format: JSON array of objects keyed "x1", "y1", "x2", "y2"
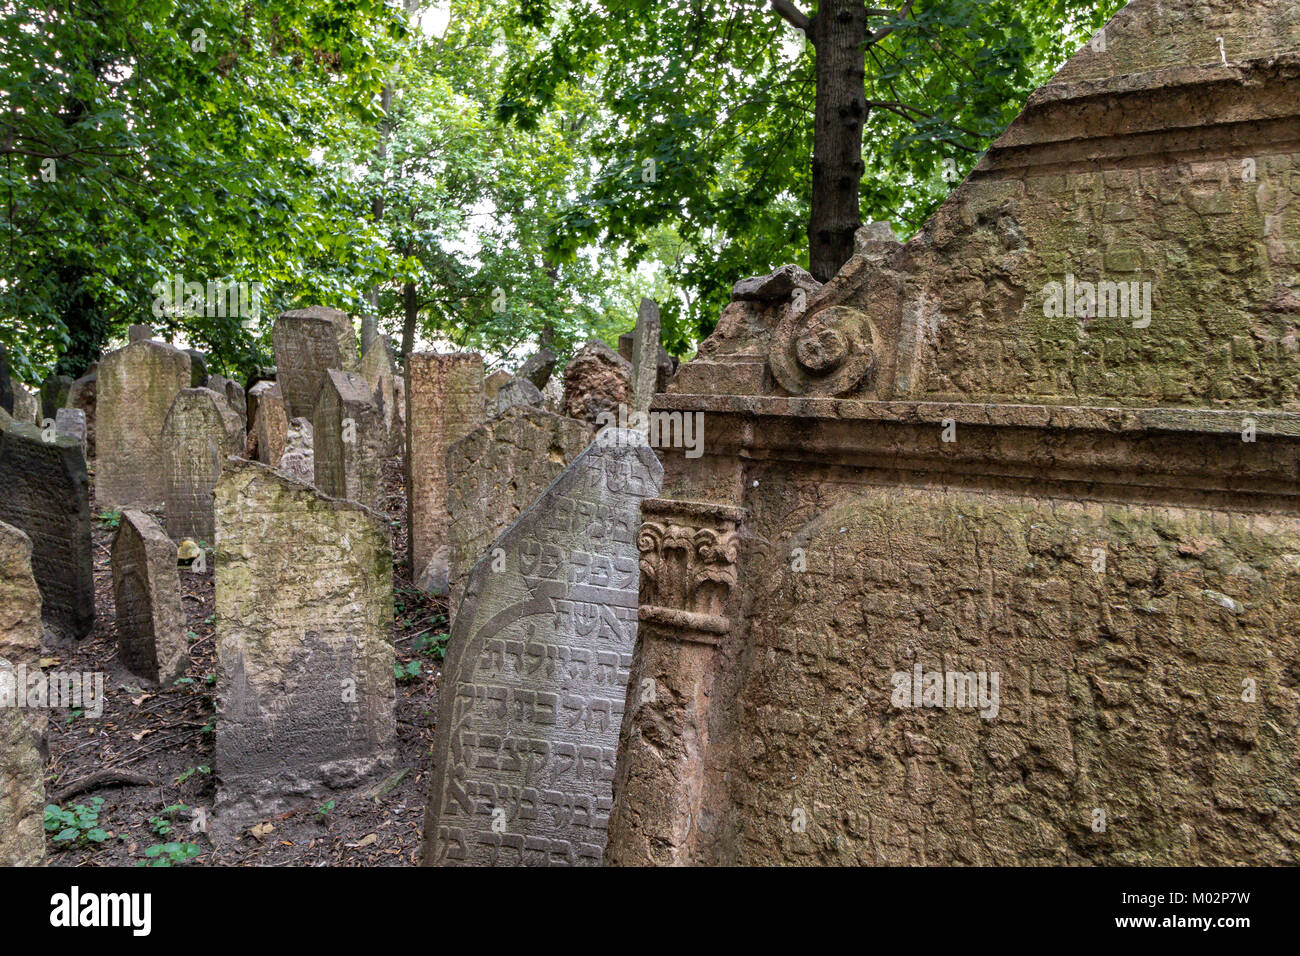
[
  {"x1": 395, "y1": 660, "x2": 422, "y2": 683},
  {"x1": 137, "y1": 842, "x2": 202, "y2": 867},
  {"x1": 45, "y1": 797, "x2": 108, "y2": 847},
  {"x1": 96, "y1": 509, "x2": 122, "y2": 530},
  {"x1": 414, "y1": 632, "x2": 449, "y2": 662},
  {"x1": 175, "y1": 765, "x2": 210, "y2": 786},
  {"x1": 315, "y1": 800, "x2": 335, "y2": 822},
  {"x1": 148, "y1": 804, "x2": 188, "y2": 837}
]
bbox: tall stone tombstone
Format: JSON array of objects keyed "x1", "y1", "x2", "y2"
[
  {"x1": 213, "y1": 458, "x2": 395, "y2": 837},
  {"x1": 405, "y1": 352, "x2": 485, "y2": 593},
  {"x1": 10, "y1": 386, "x2": 38, "y2": 426},
  {"x1": 313, "y1": 368, "x2": 385, "y2": 512},
  {"x1": 360, "y1": 335, "x2": 400, "y2": 454},
  {"x1": 67, "y1": 364, "x2": 97, "y2": 459},
  {"x1": 0, "y1": 424, "x2": 93, "y2": 640},
  {"x1": 96, "y1": 339, "x2": 191, "y2": 510},
  {"x1": 162, "y1": 388, "x2": 244, "y2": 544},
  {"x1": 272, "y1": 307, "x2": 359, "y2": 420},
  {"x1": 0, "y1": 521, "x2": 45, "y2": 866},
  {"x1": 55, "y1": 408, "x2": 87, "y2": 459},
  {"x1": 39, "y1": 374, "x2": 72, "y2": 422},
  {"x1": 248, "y1": 381, "x2": 289, "y2": 466},
  {"x1": 605, "y1": 0, "x2": 1300, "y2": 867},
  {"x1": 629, "y1": 297, "x2": 661, "y2": 415},
  {"x1": 446, "y1": 405, "x2": 593, "y2": 617},
  {"x1": 421, "y1": 428, "x2": 662, "y2": 866}
]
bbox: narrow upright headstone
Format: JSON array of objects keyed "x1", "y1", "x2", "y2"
[
  {"x1": 67, "y1": 364, "x2": 97, "y2": 459},
  {"x1": 184, "y1": 350, "x2": 208, "y2": 388},
  {"x1": 39, "y1": 374, "x2": 72, "y2": 421},
  {"x1": 446, "y1": 405, "x2": 593, "y2": 617},
  {"x1": 406, "y1": 353, "x2": 485, "y2": 593},
  {"x1": 0, "y1": 424, "x2": 93, "y2": 640},
  {"x1": 248, "y1": 381, "x2": 288, "y2": 466},
  {"x1": 96, "y1": 339, "x2": 191, "y2": 510},
  {"x1": 55, "y1": 408, "x2": 87, "y2": 459},
  {"x1": 214, "y1": 458, "x2": 395, "y2": 837},
  {"x1": 273, "y1": 307, "x2": 359, "y2": 419},
  {"x1": 421, "y1": 428, "x2": 662, "y2": 866},
  {"x1": 128, "y1": 323, "x2": 154, "y2": 343},
  {"x1": 112, "y1": 510, "x2": 187, "y2": 686},
  {"x1": 314, "y1": 368, "x2": 385, "y2": 512},
  {"x1": 162, "y1": 388, "x2": 244, "y2": 544},
  {"x1": 223, "y1": 379, "x2": 247, "y2": 432},
  {"x1": 630, "y1": 298, "x2": 661, "y2": 415},
  {"x1": 361, "y1": 335, "x2": 400, "y2": 454},
  {"x1": 0, "y1": 520, "x2": 47, "y2": 836},
  {"x1": 10, "y1": 386, "x2": 37, "y2": 426},
  {"x1": 277, "y1": 417, "x2": 314, "y2": 485}
]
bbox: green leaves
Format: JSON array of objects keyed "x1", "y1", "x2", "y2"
[{"x1": 44, "y1": 797, "x2": 108, "y2": 847}]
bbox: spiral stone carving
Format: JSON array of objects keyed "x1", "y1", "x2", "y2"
[{"x1": 768, "y1": 304, "x2": 881, "y2": 397}]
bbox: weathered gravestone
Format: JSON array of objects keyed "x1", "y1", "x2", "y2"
[
  {"x1": 446, "y1": 405, "x2": 593, "y2": 618},
  {"x1": 55, "y1": 408, "x2": 87, "y2": 459},
  {"x1": 0, "y1": 658, "x2": 44, "y2": 866},
  {"x1": 0, "y1": 521, "x2": 45, "y2": 865},
  {"x1": 519, "y1": 348, "x2": 557, "y2": 390},
  {"x1": 360, "y1": 335, "x2": 401, "y2": 454},
  {"x1": 562, "y1": 339, "x2": 631, "y2": 426},
  {"x1": 314, "y1": 368, "x2": 385, "y2": 512},
  {"x1": 10, "y1": 386, "x2": 38, "y2": 426},
  {"x1": 629, "y1": 297, "x2": 661, "y2": 415},
  {"x1": 273, "y1": 307, "x2": 359, "y2": 420},
  {"x1": 39, "y1": 374, "x2": 72, "y2": 422},
  {"x1": 184, "y1": 350, "x2": 208, "y2": 388},
  {"x1": 605, "y1": 0, "x2": 1300, "y2": 866},
  {"x1": 213, "y1": 458, "x2": 395, "y2": 837},
  {"x1": 0, "y1": 424, "x2": 93, "y2": 640},
  {"x1": 406, "y1": 353, "x2": 485, "y2": 593},
  {"x1": 112, "y1": 510, "x2": 187, "y2": 686},
  {"x1": 67, "y1": 364, "x2": 97, "y2": 459},
  {"x1": 247, "y1": 381, "x2": 288, "y2": 466},
  {"x1": 277, "y1": 417, "x2": 314, "y2": 485},
  {"x1": 96, "y1": 339, "x2": 191, "y2": 510},
  {"x1": 421, "y1": 428, "x2": 662, "y2": 866},
  {"x1": 493, "y1": 377, "x2": 544, "y2": 415},
  {"x1": 128, "y1": 323, "x2": 153, "y2": 343},
  {"x1": 162, "y1": 388, "x2": 245, "y2": 544}
]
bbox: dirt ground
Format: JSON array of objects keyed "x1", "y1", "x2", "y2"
[{"x1": 42, "y1": 455, "x2": 445, "y2": 867}]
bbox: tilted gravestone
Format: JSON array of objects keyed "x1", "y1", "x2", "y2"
[
  {"x1": 213, "y1": 458, "x2": 395, "y2": 837},
  {"x1": 162, "y1": 388, "x2": 245, "y2": 544},
  {"x1": 314, "y1": 368, "x2": 385, "y2": 512},
  {"x1": 405, "y1": 352, "x2": 485, "y2": 593},
  {"x1": 272, "y1": 307, "x2": 359, "y2": 420},
  {"x1": 96, "y1": 339, "x2": 191, "y2": 510},
  {"x1": 0, "y1": 521, "x2": 45, "y2": 866},
  {"x1": 0, "y1": 424, "x2": 93, "y2": 640},
  {"x1": 112, "y1": 510, "x2": 188, "y2": 686},
  {"x1": 421, "y1": 428, "x2": 662, "y2": 866},
  {"x1": 446, "y1": 405, "x2": 593, "y2": 618}
]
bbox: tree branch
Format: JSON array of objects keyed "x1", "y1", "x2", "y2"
[{"x1": 770, "y1": 0, "x2": 811, "y2": 33}]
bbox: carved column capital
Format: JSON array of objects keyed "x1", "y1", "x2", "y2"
[{"x1": 637, "y1": 498, "x2": 747, "y2": 645}]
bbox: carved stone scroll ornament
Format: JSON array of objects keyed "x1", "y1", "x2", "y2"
[
  {"x1": 638, "y1": 499, "x2": 746, "y2": 645},
  {"x1": 768, "y1": 304, "x2": 882, "y2": 396}
]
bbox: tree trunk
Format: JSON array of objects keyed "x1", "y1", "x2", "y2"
[
  {"x1": 808, "y1": 0, "x2": 866, "y2": 282},
  {"x1": 400, "y1": 280, "x2": 417, "y2": 365}
]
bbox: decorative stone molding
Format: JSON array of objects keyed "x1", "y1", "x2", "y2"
[{"x1": 638, "y1": 499, "x2": 746, "y2": 645}]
